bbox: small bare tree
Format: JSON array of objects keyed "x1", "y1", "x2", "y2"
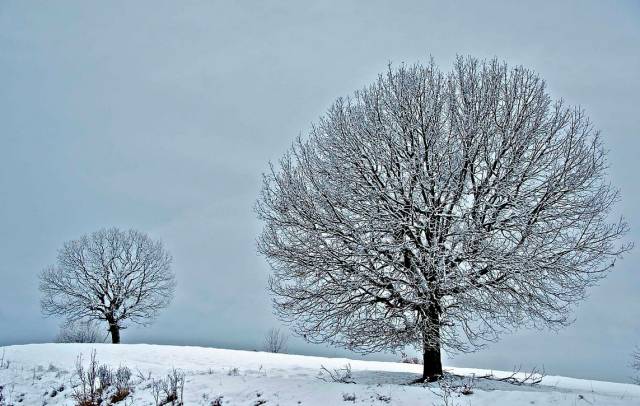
[
  {"x1": 40, "y1": 227, "x2": 176, "y2": 343},
  {"x1": 256, "y1": 56, "x2": 632, "y2": 381},
  {"x1": 56, "y1": 320, "x2": 103, "y2": 343},
  {"x1": 264, "y1": 327, "x2": 288, "y2": 353}
]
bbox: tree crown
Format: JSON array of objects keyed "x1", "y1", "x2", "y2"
[
  {"x1": 257, "y1": 57, "x2": 631, "y2": 354},
  {"x1": 40, "y1": 227, "x2": 175, "y2": 329}
]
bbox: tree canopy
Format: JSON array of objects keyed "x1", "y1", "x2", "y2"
[
  {"x1": 256, "y1": 57, "x2": 631, "y2": 380},
  {"x1": 40, "y1": 227, "x2": 175, "y2": 343}
]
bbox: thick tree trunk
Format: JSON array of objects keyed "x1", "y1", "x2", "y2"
[
  {"x1": 422, "y1": 339, "x2": 442, "y2": 381},
  {"x1": 422, "y1": 304, "x2": 443, "y2": 381},
  {"x1": 108, "y1": 323, "x2": 121, "y2": 344}
]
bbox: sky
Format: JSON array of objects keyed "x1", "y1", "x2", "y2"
[{"x1": 0, "y1": 0, "x2": 638, "y2": 384}]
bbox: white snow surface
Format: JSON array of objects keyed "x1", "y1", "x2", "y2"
[{"x1": 0, "y1": 343, "x2": 638, "y2": 405}]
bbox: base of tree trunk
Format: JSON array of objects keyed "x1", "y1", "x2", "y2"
[
  {"x1": 422, "y1": 344, "x2": 443, "y2": 381},
  {"x1": 410, "y1": 375, "x2": 441, "y2": 384}
]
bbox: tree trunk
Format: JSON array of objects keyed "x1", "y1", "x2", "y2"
[
  {"x1": 109, "y1": 323, "x2": 121, "y2": 344},
  {"x1": 422, "y1": 338, "x2": 442, "y2": 381},
  {"x1": 422, "y1": 304, "x2": 443, "y2": 381}
]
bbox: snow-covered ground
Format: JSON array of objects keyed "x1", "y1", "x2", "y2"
[{"x1": 0, "y1": 344, "x2": 638, "y2": 405}]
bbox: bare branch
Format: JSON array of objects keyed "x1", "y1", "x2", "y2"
[
  {"x1": 318, "y1": 364, "x2": 355, "y2": 384},
  {"x1": 56, "y1": 320, "x2": 104, "y2": 343}
]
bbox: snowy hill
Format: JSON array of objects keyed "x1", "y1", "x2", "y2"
[{"x1": 0, "y1": 344, "x2": 638, "y2": 405}]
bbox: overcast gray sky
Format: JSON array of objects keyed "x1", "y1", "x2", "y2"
[{"x1": 0, "y1": 0, "x2": 638, "y2": 383}]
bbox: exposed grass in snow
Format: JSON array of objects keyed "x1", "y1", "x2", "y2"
[{"x1": 0, "y1": 344, "x2": 638, "y2": 405}]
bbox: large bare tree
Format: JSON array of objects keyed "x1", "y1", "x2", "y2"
[
  {"x1": 256, "y1": 57, "x2": 631, "y2": 381},
  {"x1": 40, "y1": 227, "x2": 175, "y2": 343}
]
